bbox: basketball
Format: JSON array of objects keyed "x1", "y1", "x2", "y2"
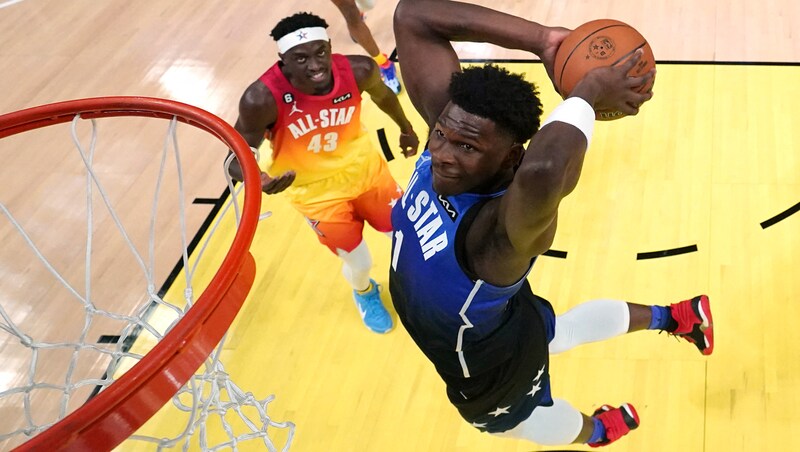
[{"x1": 553, "y1": 19, "x2": 655, "y2": 120}]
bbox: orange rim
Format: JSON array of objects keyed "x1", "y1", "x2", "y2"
[{"x1": 0, "y1": 97, "x2": 261, "y2": 451}]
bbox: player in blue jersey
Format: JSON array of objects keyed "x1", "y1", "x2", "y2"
[{"x1": 389, "y1": 0, "x2": 714, "y2": 447}]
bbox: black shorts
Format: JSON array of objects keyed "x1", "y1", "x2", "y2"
[{"x1": 442, "y1": 279, "x2": 556, "y2": 433}]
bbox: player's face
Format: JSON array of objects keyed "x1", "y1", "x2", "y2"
[
  {"x1": 280, "y1": 40, "x2": 334, "y2": 95},
  {"x1": 428, "y1": 103, "x2": 520, "y2": 197}
]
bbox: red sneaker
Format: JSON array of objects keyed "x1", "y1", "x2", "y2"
[
  {"x1": 670, "y1": 295, "x2": 714, "y2": 355},
  {"x1": 588, "y1": 403, "x2": 640, "y2": 447}
]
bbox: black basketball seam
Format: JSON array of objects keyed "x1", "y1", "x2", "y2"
[
  {"x1": 610, "y1": 42, "x2": 648, "y2": 67},
  {"x1": 558, "y1": 24, "x2": 628, "y2": 92}
]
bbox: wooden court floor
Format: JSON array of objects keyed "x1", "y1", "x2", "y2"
[
  {"x1": 125, "y1": 61, "x2": 800, "y2": 452},
  {"x1": 1, "y1": 1, "x2": 798, "y2": 451}
]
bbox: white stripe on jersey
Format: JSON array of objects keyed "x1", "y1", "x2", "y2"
[{"x1": 456, "y1": 280, "x2": 484, "y2": 378}]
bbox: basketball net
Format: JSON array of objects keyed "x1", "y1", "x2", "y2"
[{"x1": 0, "y1": 98, "x2": 294, "y2": 451}]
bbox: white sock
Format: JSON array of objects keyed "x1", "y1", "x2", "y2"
[
  {"x1": 549, "y1": 299, "x2": 630, "y2": 354},
  {"x1": 337, "y1": 240, "x2": 372, "y2": 291}
]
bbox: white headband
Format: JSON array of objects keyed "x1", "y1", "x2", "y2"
[{"x1": 276, "y1": 27, "x2": 329, "y2": 54}]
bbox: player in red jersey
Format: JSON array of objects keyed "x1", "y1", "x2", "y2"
[{"x1": 227, "y1": 12, "x2": 419, "y2": 334}]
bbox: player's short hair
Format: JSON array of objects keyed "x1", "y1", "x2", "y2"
[
  {"x1": 270, "y1": 12, "x2": 329, "y2": 41},
  {"x1": 448, "y1": 64, "x2": 542, "y2": 143}
]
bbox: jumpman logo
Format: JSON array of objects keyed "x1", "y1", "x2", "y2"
[
  {"x1": 305, "y1": 217, "x2": 324, "y2": 236},
  {"x1": 289, "y1": 101, "x2": 303, "y2": 116}
]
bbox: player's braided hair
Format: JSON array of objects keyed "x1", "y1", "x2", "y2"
[
  {"x1": 270, "y1": 12, "x2": 329, "y2": 41},
  {"x1": 449, "y1": 64, "x2": 543, "y2": 143}
]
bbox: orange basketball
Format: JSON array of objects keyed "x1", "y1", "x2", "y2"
[{"x1": 553, "y1": 19, "x2": 655, "y2": 120}]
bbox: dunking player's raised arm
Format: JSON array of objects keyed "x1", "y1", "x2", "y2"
[
  {"x1": 393, "y1": 0, "x2": 560, "y2": 129},
  {"x1": 501, "y1": 54, "x2": 654, "y2": 262},
  {"x1": 393, "y1": 0, "x2": 654, "y2": 284}
]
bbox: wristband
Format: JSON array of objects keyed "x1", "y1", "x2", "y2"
[{"x1": 540, "y1": 97, "x2": 595, "y2": 145}]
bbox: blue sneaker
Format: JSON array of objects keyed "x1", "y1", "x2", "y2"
[
  {"x1": 353, "y1": 279, "x2": 393, "y2": 333},
  {"x1": 379, "y1": 61, "x2": 402, "y2": 95}
]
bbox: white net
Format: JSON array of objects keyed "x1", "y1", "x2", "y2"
[{"x1": 0, "y1": 107, "x2": 294, "y2": 451}]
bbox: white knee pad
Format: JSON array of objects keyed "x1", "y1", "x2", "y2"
[
  {"x1": 337, "y1": 240, "x2": 372, "y2": 291},
  {"x1": 549, "y1": 299, "x2": 630, "y2": 354},
  {"x1": 492, "y1": 398, "x2": 583, "y2": 445}
]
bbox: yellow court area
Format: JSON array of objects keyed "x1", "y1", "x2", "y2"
[{"x1": 127, "y1": 62, "x2": 799, "y2": 452}]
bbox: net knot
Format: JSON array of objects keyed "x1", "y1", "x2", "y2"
[{"x1": 19, "y1": 334, "x2": 33, "y2": 348}]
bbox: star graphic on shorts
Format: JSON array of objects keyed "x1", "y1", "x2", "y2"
[
  {"x1": 389, "y1": 197, "x2": 398, "y2": 208},
  {"x1": 297, "y1": 31, "x2": 307, "y2": 39},
  {"x1": 527, "y1": 381, "x2": 541, "y2": 397},
  {"x1": 471, "y1": 421, "x2": 487, "y2": 428},
  {"x1": 489, "y1": 406, "x2": 510, "y2": 417},
  {"x1": 534, "y1": 364, "x2": 545, "y2": 382}
]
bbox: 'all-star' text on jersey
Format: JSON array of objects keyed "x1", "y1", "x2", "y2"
[
  {"x1": 389, "y1": 150, "x2": 554, "y2": 433},
  {"x1": 258, "y1": 53, "x2": 375, "y2": 187}
]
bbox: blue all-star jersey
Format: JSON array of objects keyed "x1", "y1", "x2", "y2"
[
  {"x1": 389, "y1": 150, "x2": 530, "y2": 377},
  {"x1": 389, "y1": 150, "x2": 553, "y2": 433}
]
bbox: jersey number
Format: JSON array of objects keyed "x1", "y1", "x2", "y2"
[
  {"x1": 391, "y1": 230, "x2": 403, "y2": 271},
  {"x1": 307, "y1": 132, "x2": 338, "y2": 153}
]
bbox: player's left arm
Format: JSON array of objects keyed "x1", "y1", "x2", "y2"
[{"x1": 350, "y1": 55, "x2": 420, "y2": 157}]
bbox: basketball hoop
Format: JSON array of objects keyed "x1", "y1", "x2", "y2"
[{"x1": 0, "y1": 97, "x2": 290, "y2": 450}]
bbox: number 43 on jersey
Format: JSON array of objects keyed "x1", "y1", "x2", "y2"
[{"x1": 307, "y1": 132, "x2": 338, "y2": 153}]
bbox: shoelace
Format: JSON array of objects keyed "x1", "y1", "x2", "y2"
[{"x1": 363, "y1": 296, "x2": 385, "y2": 317}]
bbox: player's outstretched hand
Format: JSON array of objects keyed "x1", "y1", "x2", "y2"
[
  {"x1": 399, "y1": 129, "x2": 420, "y2": 158},
  {"x1": 261, "y1": 170, "x2": 296, "y2": 194},
  {"x1": 576, "y1": 49, "x2": 655, "y2": 116}
]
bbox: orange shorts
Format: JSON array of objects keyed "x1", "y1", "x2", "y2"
[{"x1": 285, "y1": 155, "x2": 401, "y2": 254}]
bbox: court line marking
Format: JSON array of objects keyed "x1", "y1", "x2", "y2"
[
  {"x1": 760, "y1": 201, "x2": 800, "y2": 229},
  {"x1": 542, "y1": 249, "x2": 568, "y2": 259},
  {"x1": 637, "y1": 244, "x2": 698, "y2": 260},
  {"x1": 377, "y1": 128, "x2": 395, "y2": 161},
  {"x1": 193, "y1": 197, "x2": 219, "y2": 205}
]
